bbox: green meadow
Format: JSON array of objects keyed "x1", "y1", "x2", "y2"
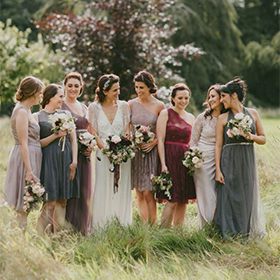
[{"x1": 0, "y1": 117, "x2": 279, "y2": 280}]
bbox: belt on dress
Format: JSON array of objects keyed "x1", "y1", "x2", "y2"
[
  {"x1": 165, "y1": 141, "x2": 189, "y2": 148},
  {"x1": 223, "y1": 142, "x2": 253, "y2": 148},
  {"x1": 76, "y1": 129, "x2": 88, "y2": 133}
]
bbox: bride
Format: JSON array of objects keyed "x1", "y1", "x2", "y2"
[{"x1": 87, "y1": 74, "x2": 132, "y2": 229}]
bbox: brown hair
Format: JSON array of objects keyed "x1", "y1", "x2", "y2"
[
  {"x1": 15, "y1": 76, "x2": 44, "y2": 102},
  {"x1": 95, "y1": 74, "x2": 120, "y2": 103},
  {"x1": 41, "y1": 84, "x2": 63, "y2": 108},
  {"x1": 171, "y1": 83, "x2": 191, "y2": 106},
  {"x1": 63, "y1": 72, "x2": 84, "y2": 95},
  {"x1": 133, "y1": 70, "x2": 158, "y2": 94},
  {"x1": 221, "y1": 77, "x2": 247, "y2": 104}
]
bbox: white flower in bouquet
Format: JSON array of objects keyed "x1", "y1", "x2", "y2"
[
  {"x1": 182, "y1": 148, "x2": 204, "y2": 175},
  {"x1": 235, "y1": 112, "x2": 244, "y2": 120},
  {"x1": 111, "y1": 135, "x2": 122, "y2": 144}
]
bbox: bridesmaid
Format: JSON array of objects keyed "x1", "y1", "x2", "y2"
[
  {"x1": 129, "y1": 70, "x2": 165, "y2": 224},
  {"x1": 190, "y1": 84, "x2": 225, "y2": 229},
  {"x1": 157, "y1": 83, "x2": 196, "y2": 227},
  {"x1": 215, "y1": 77, "x2": 266, "y2": 239},
  {"x1": 35, "y1": 84, "x2": 79, "y2": 234},
  {"x1": 2, "y1": 76, "x2": 44, "y2": 231},
  {"x1": 62, "y1": 72, "x2": 93, "y2": 235}
]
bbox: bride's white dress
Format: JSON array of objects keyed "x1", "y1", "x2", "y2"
[{"x1": 87, "y1": 100, "x2": 132, "y2": 228}]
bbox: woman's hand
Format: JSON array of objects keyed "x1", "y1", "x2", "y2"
[
  {"x1": 161, "y1": 164, "x2": 168, "y2": 173},
  {"x1": 56, "y1": 129, "x2": 67, "y2": 138},
  {"x1": 139, "y1": 139, "x2": 157, "y2": 153},
  {"x1": 25, "y1": 171, "x2": 39, "y2": 183},
  {"x1": 69, "y1": 162, "x2": 77, "y2": 181},
  {"x1": 82, "y1": 146, "x2": 93, "y2": 157},
  {"x1": 215, "y1": 170, "x2": 225, "y2": 184}
]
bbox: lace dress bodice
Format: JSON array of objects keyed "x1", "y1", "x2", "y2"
[
  {"x1": 190, "y1": 113, "x2": 217, "y2": 150},
  {"x1": 87, "y1": 100, "x2": 131, "y2": 140}
]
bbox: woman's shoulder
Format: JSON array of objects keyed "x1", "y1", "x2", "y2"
[
  {"x1": 152, "y1": 97, "x2": 165, "y2": 109},
  {"x1": 88, "y1": 101, "x2": 100, "y2": 111}
]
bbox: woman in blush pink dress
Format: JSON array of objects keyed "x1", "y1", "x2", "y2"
[
  {"x1": 157, "y1": 83, "x2": 196, "y2": 227},
  {"x1": 62, "y1": 72, "x2": 93, "y2": 235}
]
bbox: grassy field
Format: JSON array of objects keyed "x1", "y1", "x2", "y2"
[{"x1": 0, "y1": 117, "x2": 279, "y2": 280}]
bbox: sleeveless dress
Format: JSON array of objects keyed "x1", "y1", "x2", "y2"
[
  {"x1": 157, "y1": 108, "x2": 196, "y2": 203},
  {"x1": 38, "y1": 110, "x2": 79, "y2": 201},
  {"x1": 215, "y1": 108, "x2": 266, "y2": 238},
  {"x1": 87, "y1": 101, "x2": 132, "y2": 228},
  {"x1": 3, "y1": 104, "x2": 42, "y2": 211},
  {"x1": 130, "y1": 99, "x2": 159, "y2": 191},
  {"x1": 62, "y1": 102, "x2": 93, "y2": 235},
  {"x1": 190, "y1": 113, "x2": 218, "y2": 229}
]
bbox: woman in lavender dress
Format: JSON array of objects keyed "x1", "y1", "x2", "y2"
[
  {"x1": 129, "y1": 71, "x2": 165, "y2": 224},
  {"x1": 2, "y1": 76, "x2": 44, "y2": 231},
  {"x1": 62, "y1": 72, "x2": 93, "y2": 235}
]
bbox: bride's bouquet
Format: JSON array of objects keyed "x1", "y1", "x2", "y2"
[
  {"x1": 150, "y1": 172, "x2": 172, "y2": 200},
  {"x1": 226, "y1": 112, "x2": 252, "y2": 139},
  {"x1": 78, "y1": 131, "x2": 97, "y2": 162},
  {"x1": 102, "y1": 134, "x2": 136, "y2": 192},
  {"x1": 23, "y1": 181, "x2": 45, "y2": 212},
  {"x1": 102, "y1": 134, "x2": 136, "y2": 166},
  {"x1": 48, "y1": 113, "x2": 76, "y2": 151},
  {"x1": 182, "y1": 148, "x2": 204, "y2": 175},
  {"x1": 133, "y1": 125, "x2": 155, "y2": 145}
]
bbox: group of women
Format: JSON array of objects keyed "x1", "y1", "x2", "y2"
[{"x1": 2, "y1": 70, "x2": 266, "y2": 239}]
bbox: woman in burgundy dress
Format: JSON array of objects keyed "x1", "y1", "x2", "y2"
[
  {"x1": 157, "y1": 83, "x2": 196, "y2": 227},
  {"x1": 62, "y1": 72, "x2": 93, "y2": 235}
]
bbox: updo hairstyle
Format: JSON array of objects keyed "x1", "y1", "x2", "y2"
[
  {"x1": 95, "y1": 74, "x2": 120, "y2": 103},
  {"x1": 133, "y1": 70, "x2": 158, "y2": 94},
  {"x1": 41, "y1": 84, "x2": 63, "y2": 109},
  {"x1": 203, "y1": 84, "x2": 222, "y2": 118},
  {"x1": 63, "y1": 72, "x2": 84, "y2": 95},
  {"x1": 15, "y1": 76, "x2": 44, "y2": 102},
  {"x1": 171, "y1": 83, "x2": 191, "y2": 106},
  {"x1": 221, "y1": 77, "x2": 247, "y2": 104}
]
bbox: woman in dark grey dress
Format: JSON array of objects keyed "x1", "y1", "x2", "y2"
[
  {"x1": 34, "y1": 84, "x2": 79, "y2": 234},
  {"x1": 215, "y1": 77, "x2": 266, "y2": 239}
]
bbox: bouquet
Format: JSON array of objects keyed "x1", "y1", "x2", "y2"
[
  {"x1": 48, "y1": 113, "x2": 76, "y2": 151},
  {"x1": 133, "y1": 125, "x2": 155, "y2": 145},
  {"x1": 182, "y1": 148, "x2": 204, "y2": 175},
  {"x1": 78, "y1": 131, "x2": 97, "y2": 162},
  {"x1": 226, "y1": 113, "x2": 252, "y2": 139},
  {"x1": 150, "y1": 172, "x2": 173, "y2": 200},
  {"x1": 23, "y1": 181, "x2": 45, "y2": 212},
  {"x1": 102, "y1": 134, "x2": 136, "y2": 192}
]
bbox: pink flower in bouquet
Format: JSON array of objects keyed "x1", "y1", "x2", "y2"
[
  {"x1": 111, "y1": 135, "x2": 121, "y2": 144},
  {"x1": 141, "y1": 125, "x2": 149, "y2": 133}
]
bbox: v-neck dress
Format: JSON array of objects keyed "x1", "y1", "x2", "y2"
[
  {"x1": 87, "y1": 100, "x2": 132, "y2": 229},
  {"x1": 157, "y1": 108, "x2": 196, "y2": 203},
  {"x1": 62, "y1": 102, "x2": 93, "y2": 235},
  {"x1": 130, "y1": 98, "x2": 159, "y2": 191}
]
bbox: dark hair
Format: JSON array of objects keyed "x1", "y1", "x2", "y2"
[
  {"x1": 203, "y1": 84, "x2": 227, "y2": 118},
  {"x1": 133, "y1": 70, "x2": 158, "y2": 94},
  {"x1": 171, "y1": 83, "x2": 191, "y2": 106},
  {"x1": 15, "y1": 76, "x2": 44, "y2": 102},
  {"x1": 95, "y1": 74, "x2": 119, "y2": 103},
  {"x1": 221, "y1": 77, "x2": 247, "y2": 104},
  {"x1": 63, "y1": 72, "x2": 84, "y2": 95},
  {"x1": 41, "y1": 84, "x2": 63, "y2": 108}
]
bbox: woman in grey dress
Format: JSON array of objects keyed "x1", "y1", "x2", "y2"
[
  {"x1": 190, "y1": 84, "x2": 225, "y2": 229},
  {"x1": 215, "y1": 77, "x2": 266, "y2": 239},
  {"x1": 34, "y1": 84, "x2": 79, "y2": 234},
  {"x1": 129, "y1": 71, "x2": 165, "y2": 224},
  {"x1": 3, "y1": 76, "x2": 44, "y2": 231}
]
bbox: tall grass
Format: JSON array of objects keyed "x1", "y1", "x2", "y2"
[{"x1": 0, "y1": 117, "x2": 279, "y2": 280}]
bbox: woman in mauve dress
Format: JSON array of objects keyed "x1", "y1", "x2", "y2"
[
  {"x1": 157, "y1": 83, "x2": 196, "y2": 227},
  {"x1": 215, "y1": 77, "x2": 266, "y2": 239},
  {"x1": 2, "y1": 76, "x2": 44, "y2": 231},
  {"x1": 129, "y1": 70, "x2": 165, "y2": 224},
  {"x1": 62, "y1": 72, "x2": 93, "y2": 235}
]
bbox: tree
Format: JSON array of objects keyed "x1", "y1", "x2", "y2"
[
  {"x1": 36, "y1": 0, "x2": 204, "y2": 101},
  {"x1": 0, "y1": 20, "x2": 64, "y2": 115},
  {"x1": 170, "y1": 0, "x2": 244, "y2": 107}
]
